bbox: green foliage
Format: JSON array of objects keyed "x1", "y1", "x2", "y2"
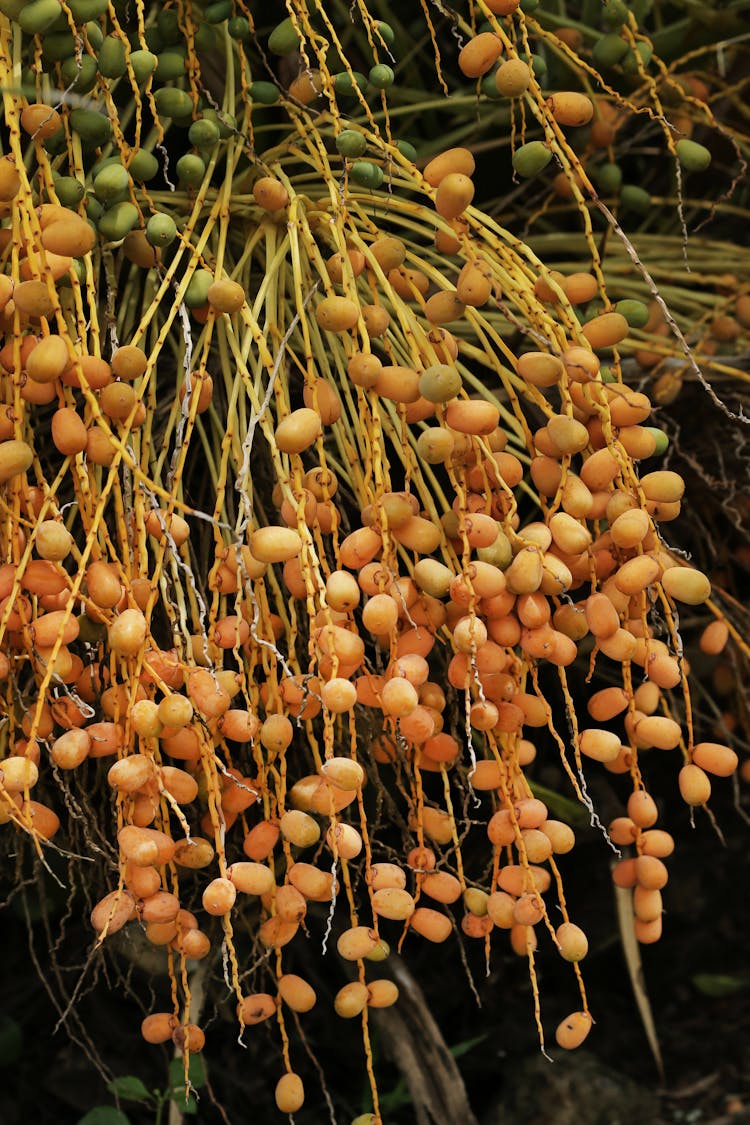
[
  {"x1": 692, "y1": 974, "x2": 750, "y2": 998},
  {"x1": 77, "y1": 1110, "x2": 131, "y2": 1125},
  {"x1": 106, "y1": 1076, "x2": 152, "y2": 1102},
  {"x1": 77, "y1": 1056, "x2": 208, "y2": 1124},
  {"x1": 168, "y1": 1054, "x2": 207, "y2": 1092}
]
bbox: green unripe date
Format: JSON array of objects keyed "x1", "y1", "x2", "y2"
[
  {"x1": 396, "y1": 140, "x2": 417, "y2": 162},
  {"x1": 200, "y1": 108, "x2": 235, "y2": 137},
  {"x1": 512, "y1": 141, "x2": 552, "y2": 178},
  {"x1": 595, "y1": 162, "x2": 623, "y2": 194},
  {"x1": 481, "y1": 71, "x2": 503, "y2": 100},
  {"x1": 250, "y1": 82, "x2": 280, "y2": 105},
  {"x1": 41, "y1": 30, "x2": 76, "y2": 62},
  {"x1": 336, "y1": 130, "x2": 367, "y2": 158},
  {"x1": 419, "y1": 365, "x2": 463, "y2": 403},
  {"x1": 18, "y1": 0, "x2": 62, "y2": 35},
  {"x1": 176, "y1": 154, "x2": 206, "y2": 187},
  {"x1": 0, "y1": 0, "x2": 25, "y2": 19},
  {"x1": 97, "y1": 202, "x2": 139, "y2": 243},
  {"x1": 99, "y1": 35, "x2": 127, "y2": 78},
  {"x1": 602, "y1": 0, "x2": 629, "y2": 24},
  {"x1": 616, "y1": 299, "x2": 650, "y2": 329},
  {"x1": 60, "y1": 56, "x2": 98, "y2": 94},
  {"x1": 153, "y1": 87, "x2": 193, "y2": 121},
  {"x1": 204, "y1": 0, "x2": 232, "y2": 22},
  {"x1": 228, "y1": 17, "x2": 251, "y2": 41},
  {"x1": 676, "y1": 139, "x2": 711, "y2": 172},
  {"x1": 184, "y1": 269, "x2": 214, "y2": 308},
  {"x1": 369, "y1": 64, "x2": 394, "y2": 89},
  {"x1": 528, "y1": 54, "x2": 547, "y2": 79},
  {"x1": 155, "y1": 51, "x2": 187, "y2": 82},
  {"x1": 53, "y1": 176, "x2": 85, "y2": 208},
  {"x1": 644, "y1": 427, "x2": 669, "y2": 456},
  {"x1": 592, "y1": 34, "x2": 629, "y2": 68},
  {"x1": 268, "y1": 17, "x2": 300, "y2": 55},
  {"x1": 621, "y1": 185, "x2": 651, "y2": 213},
  {"x1": 349, "y1": 161, "x2": 384, "y2": 189},
  {"x1": 333, "y1": 72, "x2": 368, "y2": 97},
  {"x1": 146, "y1": 213, "x2": 178, "y2": 248},
  {"x1": 84, "y1": 19, "x2": 103, "y2": 49},
  {"x1": 133, "y1": 27, "x2": 163, "y2": 54},
  {"x1": 85, "y1": 196, "x2": 103, "y2": 223},
  {"x1": 70, "y1": 109, "x2": 111, "y2": 146},
  {"x1": 621, "y1": 42, "x2": 653, "y2": 74},
  {"x1": 128, "y1": 149, "x2": 159, "y2": 182},
  {"x1": 373, "y1": 21, "x2": 395, "y2": 46},
  {"x1": 194, "y1": 23, "x2": 221, "y2": 52},
  {"x1": 129, "y1": 49, "x2": 158, "y2": 86},
  {"x1": 67, "y1": 0, "x2": 108, "y2": 19},
  {"x1": 93, "y1": 164, "x2": 131, "y2": 202},
  {"x1": 189, "y1": 119, "x2": 221, "y2": 149},
  {"x1": 156, "y1": 9, "x2": 181, "y2": 44}
]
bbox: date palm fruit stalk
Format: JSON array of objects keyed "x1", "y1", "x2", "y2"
[{"x1": 0, "y1": 1, "x2": 745, "y2": 1119}]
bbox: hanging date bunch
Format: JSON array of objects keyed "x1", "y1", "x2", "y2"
[{"x1": 0, "y1": 0, "x2": 746, "y2": 1120}]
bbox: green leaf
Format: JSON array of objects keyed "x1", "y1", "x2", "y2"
[
  {"x1": 528, "y1": 782, "x2": 591, "y2": 828},
  {"x1": 107, "y1": 1076, "x2": 152, "y2": 1102},
  {"x1": 692, "y1": 973, "x2": 750, "y2": 998},
  {"x1": 376, "y1": 1078, "x2": 412, "y2": 1114},
  {"x1": 449, "y1": 1033, "x2": 487, "y2": 1060},
  {"x1": 170, "y1": 1087, "x2": 199, "y2": 1114},
  {"x1": 76, "y1": 1109, "x2": 131, "y2": 1125},
  {"x1": 168, "y1": 1054, "x2": 207, "y2": 1091}
]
